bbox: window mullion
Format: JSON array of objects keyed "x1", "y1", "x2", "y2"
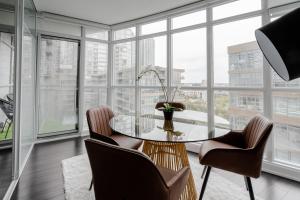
[{"x1": 207, "y1": 7, "x2": 214, "y2": 133}]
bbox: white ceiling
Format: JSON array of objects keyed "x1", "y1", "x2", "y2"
[{"x1": 33, "y1": 0, "x2": 201, "y2": 25}]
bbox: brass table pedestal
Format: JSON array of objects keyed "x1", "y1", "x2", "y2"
[{"x1": 143, "y1": 141, "x2": 197, "y2": 200}]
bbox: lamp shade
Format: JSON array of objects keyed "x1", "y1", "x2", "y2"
[{"x1": 255, "y1": 7, "x2": 300, "y2": 81}]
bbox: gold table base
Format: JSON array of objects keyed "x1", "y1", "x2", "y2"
[{"x1": 142, "y1": 141, "x2": 197, "y2": 200}]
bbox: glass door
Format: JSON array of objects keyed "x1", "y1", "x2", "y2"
[
  {"x1": 0, "y1": 32, "x2": 14, "y2": 143},
  {"x1": 38, "y1": 36, "x2": 79, "y2": 136}
]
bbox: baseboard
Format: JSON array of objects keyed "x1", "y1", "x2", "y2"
[
  {"x1": 3, "y1": 143, "x2": 35, "y2": 200},
  {"x1": 262, "y1": 161, "x2": 300, "y2": 182},
  {"x1": 3, "y1": 180, "x2": 18, "y2": 200}
]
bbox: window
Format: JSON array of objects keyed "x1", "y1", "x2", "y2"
[
  {"x1": 139, "y1": 36, "x2": 167, "y2": 86},
  {"x1": 84, "y1": 41, "x2": 108, "y2": 129},
  {"x1": 86, "y1": 27, "x2": 108, "y2": 40},
  {"x1": 173, "y1": 89, "x2": 208, "y2": 125},
  {"x1": 214, "y1": 91, "x2": 263, "y2": 129},
  {"x1": 273, "y1": 92, "x2": 300, "y2": 166},
  {"x1": 172, "y1": 10, "x2": 206, "y2": 29},
  {"x1": 140, "y1": 20, "x2": 167, "y2": 35},
  {"x1": 213, "y1": 17, "x2": 262, "y2": 87},
  {"x1": 85, "y1": 42, "x2": 108, "y2": 85},
  {"x1": 0, "y1": 32, "x2": 14, "y2": 141},
  {"x1": 113, "y1": 27, "x2": 136, "y2": 40},
  {"x1": 213, "y1": 0, "x2": 261, "y2": 20},
  {"x1": 112, "y1": 88, "x2": 135, "y2": 115},
  {"x1": 39, "y1": 37, "x2": 79, "y2": 134},
  {"x1": 113, "y1": 41, "x2": 136, "y2": 86},
  {"x1": 172, "y1": 28, "x2": 206, "y2": 87}
]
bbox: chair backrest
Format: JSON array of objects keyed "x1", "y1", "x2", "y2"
[
  {"x1": 243, "y1": 115, "x2": 273, "y2": 149},
  {"x1": 155, "y1": 102, "x2": 186, "y2": 110},
  {"x1": 85, "y1": 139, "x2": 169, "y2": 200},
  {"x1": 86, "y1": 106, "x2": 114, "y2": 137},
  {"x1": 0, "y1": 98, "x2": 13, "y2": 119}
]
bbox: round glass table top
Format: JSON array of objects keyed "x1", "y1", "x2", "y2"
[{"x1": 109, "y1": 115, "x2": 230, "y2": 143}]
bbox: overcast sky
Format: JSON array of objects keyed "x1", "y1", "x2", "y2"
[{"x1": 142, "y1": 0, "x2": 262, "y2": 85}]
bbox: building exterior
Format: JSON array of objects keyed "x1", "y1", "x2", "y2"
[{"x1": 228, "y1": 41, "x2": 300, "y2": 165}]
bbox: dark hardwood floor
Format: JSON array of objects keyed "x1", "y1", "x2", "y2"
[
  {"x1": 11, "y1": 136, "x2": 300, "y2": 200},
  {"x1": 0, "y1": 147, "x2": 12, "y2": 199}
]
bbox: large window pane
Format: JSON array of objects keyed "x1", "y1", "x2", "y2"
[
  {"x1": 139, "y1": 36, "x2": 166, "y2": 86},
  {"x1": 214, "y1": 17, "x2": 262, "y2": 87},
  {"x1": 112, "y1": 88, "x2": 135, "y2": 115},
  {"x1": 141, "y1": 88, "x2": 164, "y2": 115},
  {"x1": 172, "y1": 10, "x2": 206, "y2": 29},
  {"x1": 113, "y1": 41, "x2": 136, "y2": 86},
  {"x1": 173, "y1": 89, "x2": 208, "y2": 125},
  {"x1": 83, "y1": 87, "x2": 107, "y2": 128},
  {"x1": 86, "y1": 27, "x2": 108, "y2": 40},
  {"x1": 85, "y1": 41, "x2": 108, "y2": 86},
  {"x1": 273, "y1": 91, "x2": 300, "y2": 166},
  {"x1": 214, "y1": 91, "x2": 263, "y2": 129},
  {"x1": 172, "y1": 28, "x2": 206, "y2": 87},
  {"x1": 39, "y1": 37, "x2": 79, "y2": 134},
  {"x1": 84, "y1": 41, "x2": 108, "y2": 129},
  {"x1": 113, "y1": 27, "x2": 136, "y2": 40},
  {"x1": 213, "y1": 0, "x2": 261, "y2": 20},
  {"x1": 0, "y1": 32, "x2": 14, "y2": 141},
  {"x1": 140, "y1": 20, "x2": 167, "y2": 35}
]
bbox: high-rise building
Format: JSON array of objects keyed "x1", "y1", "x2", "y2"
[{"x1": 228, "y1": 41, "x2": 300, "y2": 165}]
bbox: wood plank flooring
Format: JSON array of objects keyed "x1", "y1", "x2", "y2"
[{"x1": 11, "y1": 137, "x2": 300, "y2": 200}]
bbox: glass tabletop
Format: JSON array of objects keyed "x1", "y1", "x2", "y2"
[{"x1": 109, "y1": 115, "x2": 230, "y2": 143}]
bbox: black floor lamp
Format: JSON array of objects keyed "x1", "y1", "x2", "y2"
[{"x1": 255, "y1": 7, "x2": 300, "y2": 81}]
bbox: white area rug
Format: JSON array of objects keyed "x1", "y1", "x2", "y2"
[{"x1": 62, "y1": 154, "x2": 263, "y2": 200}]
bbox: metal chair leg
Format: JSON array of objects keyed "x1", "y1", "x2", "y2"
[
  {"x1": 201, "y1": 166, "x2": 208, "y2": 179},
  {"x1": 89, "y1": 178, "x2": 93, "y2": 191},
  {"x1": 1, "y1": 119, "x2": 7, "y2": 133},
  {"x1": 199, "y1": 166, "x2": 211, "y2": 200},
  {"x1": 245, "y1": 176, "x2": 255, "y2": 200},
  {"x1": 5, "y1": 121, "x2": 11, "y2": 139},
  {"x1": 244, "y1": 176, "x2": 249, "y2": 191}
]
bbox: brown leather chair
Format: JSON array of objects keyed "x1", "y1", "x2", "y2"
[
  {"x1": 86, "y1": 106, "x2": 142, "y2": 149},
  {"x1": 198, "y1": 115, "x2": 273, "y2": 200},
  {"x1": 155, "y1": 102, "x2": 185, "y2": 111},
  {"x1": 85, "y1": 138, "x2": 190, "y2": 200}
]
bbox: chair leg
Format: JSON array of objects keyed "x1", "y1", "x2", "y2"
[
  {"x1": 1, "y1": 119, "x2": 7, "y2": 133},
  {"x1": 201, "y1": 166, "x2": 208, "y2": 179},
  {"x1": 89, "y1": 178, "x2": 93, "y2": 191},
  {"x1": 199, "y1": 166, "x2": 211, "y2": 200},
  {"x1": 244, "y1": 176, "x2": 249, "y2": 191},
  {"x1": 245, "y1": 177, "x2": 255, "y2": 200},
  {"x1": 5, "y1": 121, "x2": 11, "y2": 139}
]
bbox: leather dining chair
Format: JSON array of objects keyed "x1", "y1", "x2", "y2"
[
  {"x1": 86, "y1": 106, "x2": 142, "y2": 150},
  {"x1": 198, "y1": 115, "x2": 273, "y2": 200},
  {"x1": 155, "y1": 102, "x2": 186, "y2": 111},
  {"x1": 85, "y1": 138, "x2": 190, "y2": 200}
]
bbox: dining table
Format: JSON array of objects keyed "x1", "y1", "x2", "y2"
[{"x1": 109, "y1": 113, "x2": 229, "y2": 200}]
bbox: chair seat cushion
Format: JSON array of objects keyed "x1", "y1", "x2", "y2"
[{"x1": 110, "y1": 134, "x2": 143, "y2": 150}]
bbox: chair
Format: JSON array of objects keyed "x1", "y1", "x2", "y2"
[
  {"x1": 86, "y1": 106, "x2": 142, "y2": 150},
  {"x1": 155, "y1": 102, "x2": 185, "y2": 111},
  {"x1": 0, "y1": 98, "x2": 13, "y2": 139},
  {"x1": 85, "y1": 138, "x2": 190, "y2": 200},
  {"x1": 198, "y1": 115, "x2": 273, "y2": 200}
]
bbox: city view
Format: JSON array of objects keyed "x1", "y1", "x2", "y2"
[{"x1": 0, "y1": 19, "x2": 299, "y2": 166}]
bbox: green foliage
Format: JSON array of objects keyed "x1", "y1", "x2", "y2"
[{"x1": 163, "y1": 103, "x2": 175, "y2": 112}]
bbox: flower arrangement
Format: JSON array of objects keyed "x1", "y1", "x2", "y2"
[{"x1": 137, "y1": 66, "x2": 180, "y2": 103}]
